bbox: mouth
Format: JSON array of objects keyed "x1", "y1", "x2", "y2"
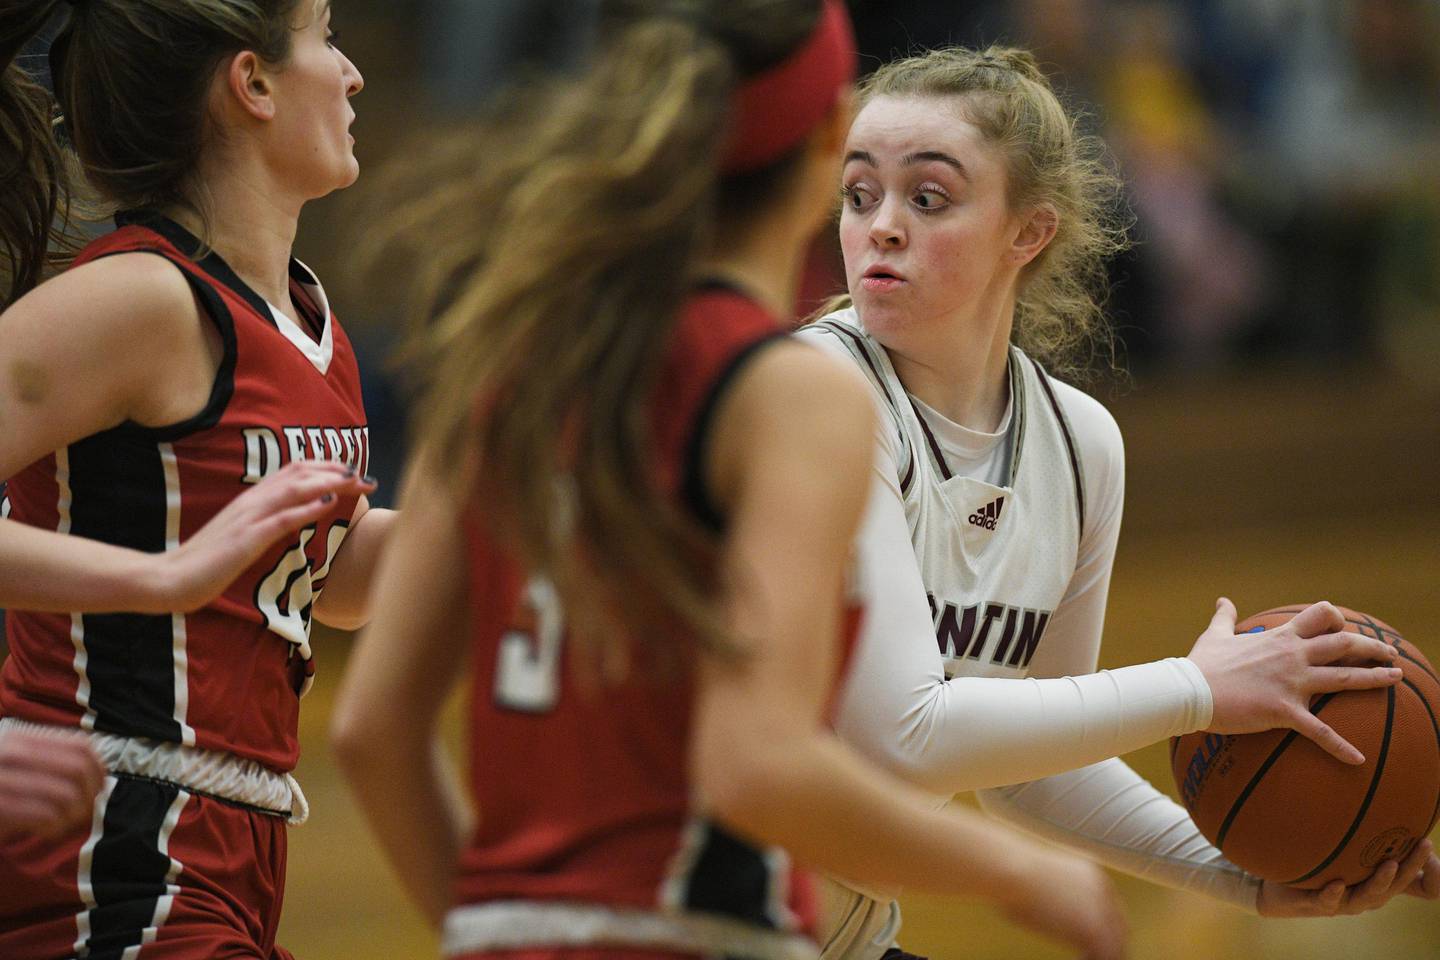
[{"x1": 860, "y1": 265, "x2": 906, "y2": 292}]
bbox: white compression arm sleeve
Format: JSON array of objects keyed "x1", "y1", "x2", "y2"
[
  {"x1": 978, "y1": 759, "x2": 1262, "y2": 911},
  {"x1": 836, "y1": 470, "x2": 1214, "y2": 796}
]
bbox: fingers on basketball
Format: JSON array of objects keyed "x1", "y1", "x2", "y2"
[{"x1": 1287, "y1": 600, "x2": 1347, "y2": 638}]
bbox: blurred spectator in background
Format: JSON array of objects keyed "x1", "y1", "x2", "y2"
[
  {"x1": 1095, "y1": 0, "x2": 1273, "y2": 368},
  {"x1": 1237, "y1": 0, "x2": 1440, "y2": 364}
]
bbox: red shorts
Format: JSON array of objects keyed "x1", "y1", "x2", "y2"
[{"x1": 0, "y1": 774, "x2": 292, "y2": 959}]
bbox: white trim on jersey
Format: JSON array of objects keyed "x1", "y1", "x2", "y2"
[
  {"x1": 159, "y1": 443, "x2": 198, "y2": 747},
  {"x1": 764, "y1": 847, "x2": 800, "y2": 932},
  {"x1": 441, "y1": 901, "x2": 818, "y2": 960},
  {"x1": 56, "y1": 447, "x2": 98, "y2": 732},
  {"x1": 657, "y1": 817, "x2": 709, "y2": 914},
  {"x1": 71, "y1": 775, "x2": 115, "y2": 956},
  {"x1": 263, "y1": 258, "x2": 333, "y2": 375}
]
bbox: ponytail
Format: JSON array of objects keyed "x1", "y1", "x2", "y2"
[
  {"x1": 0, "y1": 1, "x2": 73, "y2": 307},
  {"x1": 375, "y1": 0, "x2": 825, "y2": 665}
]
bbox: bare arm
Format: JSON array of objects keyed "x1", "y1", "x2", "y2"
[
  {"x1": 0, "y1": 256, "x2": 367, "y2": 613},
  {"x1": 1, "y1": 460, "x2": 373, "y2": 613},
  {"x1": 312, "y1": 495, "x2": 396, "y2": 630},
  {"x1": 330, "y1": 459, "x2": 472, "y2": 925}
]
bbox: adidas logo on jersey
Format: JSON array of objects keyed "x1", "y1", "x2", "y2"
[{"x1": 967, "y1": 496, "x2": 1005, "y2": 530}]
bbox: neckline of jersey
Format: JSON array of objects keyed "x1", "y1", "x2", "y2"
[{"x1": 115, "y1": 210, "x2": 335, "y2": 374}]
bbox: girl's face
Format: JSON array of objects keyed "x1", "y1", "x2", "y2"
[
  {"x1": 268, "y1": 1, "x2": 364, "y2": 196},
  {"x1": 839, "y1": 94, "x2": 1023, "y2": 342}
]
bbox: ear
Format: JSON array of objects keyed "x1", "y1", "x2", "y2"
[
  {"x1": 224, "y1": 50, "x2": 276, "y2": 122},
  {"x1": 1010, "y1": 203, "x2": 1058, "y2": 268}
]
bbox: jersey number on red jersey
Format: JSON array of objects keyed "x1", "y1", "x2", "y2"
[{"x1": 495, "y1": 575, "x2": 564, "y2": 713}]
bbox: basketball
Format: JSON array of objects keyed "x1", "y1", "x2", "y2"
[{"x1": 1171, "y1": 605, "x2": 1440, "y2": 889}]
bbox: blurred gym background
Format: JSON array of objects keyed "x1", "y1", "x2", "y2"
[{"x1": 6, "y1": 1, "x2": 1440, "y2": 957}]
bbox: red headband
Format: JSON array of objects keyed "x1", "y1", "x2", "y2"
[{"x1": 720, "y1": 0, "x2": 857, "y2": 175}]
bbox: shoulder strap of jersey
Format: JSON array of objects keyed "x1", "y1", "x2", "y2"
[
  {"x1": 802, "y1": 316, "x2": 917, "y2": 497},
  {"x1": 81, "y1": 232, "x2": 239, "y2": 442},
  {"x1": 1025, "y1": 353, "x2": 1087, "y2": 537}
]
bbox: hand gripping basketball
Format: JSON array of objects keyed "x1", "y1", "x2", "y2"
[
  {"x1": 1257, "y1": 837, "x2": 1440, "y2": 917},
  {"x1": 1177, "y1": 603, "x2": 1440, "y2": 894},
  {"x1": 1186, "y1": 599, "x2": 1403, "y2": 765}
]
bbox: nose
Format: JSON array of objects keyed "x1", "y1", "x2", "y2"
[
  {"x1": 868, "y1": 196, "x2": 906, "y2": 249},
  {"x1": 343, "y1": 52, "x2": 364, "y2": 98}
]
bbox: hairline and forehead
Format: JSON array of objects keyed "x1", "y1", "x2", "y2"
[{"x1": 843, "y1": 93, "x2": 1004, "y2": 182}]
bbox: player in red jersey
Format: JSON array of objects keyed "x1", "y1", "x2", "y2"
[
  {"x1": 333, "y1": 2, "x2": 1130, "y2": 958},
  {"x1": 0, "y1": 1, "x2": 387, "y2": 957}
]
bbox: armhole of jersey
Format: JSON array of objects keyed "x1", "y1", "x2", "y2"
[
  {"x1": 807, "y1": 320, "x2": 917, "y2": 497},
  {"x1": 679, "y1": 331, "x2": 789, "y2": 533},
  {"x1": 1028, "y1": 356, "x2": 1087, "y2": 538},
  {"x1": 90, "y1": 249, "x2": 239, "y2": 442}
]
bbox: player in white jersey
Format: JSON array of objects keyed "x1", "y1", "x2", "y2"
[{"x1": 796, "y1": 46, "x2": 1440, "y2": 960}]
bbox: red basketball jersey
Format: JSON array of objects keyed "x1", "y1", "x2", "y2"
[
  {"x1": 453, "y1": 286, "x2": 858, "y2": 955},
  {"x1": 1, "y1": 212, "x2": 368, "y2": 772}
]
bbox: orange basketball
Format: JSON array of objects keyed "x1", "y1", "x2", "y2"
[{"x1": 1171, "y1": 605, "x2": 1440, "y2": 889}]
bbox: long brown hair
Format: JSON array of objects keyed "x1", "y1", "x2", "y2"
[
  {"x1": 0, "y1": 0, "x2": 307, "y2": 307},
  {"x1": 377, "y1": 0, "x2": 825, "y2": 664},
  {"x1": 826, "y1": 45, "x2": 1130, "y2": 381}
]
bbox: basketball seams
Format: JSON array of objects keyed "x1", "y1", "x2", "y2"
[
  {"x1": 1283, "y1": 685, "x2": 1397, "y2": 886},
  {"x1": 1401, "y1": 678, "x2": 1440, "y2": 836},
  {"x1": 1214, "y1": 704, "x2": 1327, "y2": 849}
]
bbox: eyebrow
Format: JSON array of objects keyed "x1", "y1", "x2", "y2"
[
  {"x1": 842, "y1": 149, "x2": 969, "y2": 180},
  {"x1": 904, "y1": 151, "x2": 969, "y2": 179}
]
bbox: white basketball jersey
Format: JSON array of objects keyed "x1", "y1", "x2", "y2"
[{"x1": 800, "y1": 309, "x2": 1085, "y2": 680}]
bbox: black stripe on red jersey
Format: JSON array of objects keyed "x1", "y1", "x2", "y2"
[
  {"x1": 677, "y1": 820, "x2": 786, "y2": 931},
  {"x1": 1027, "y1": 356, "x2": 1086, "y2": 536},
  {"x1": 82, "y1": 777, "x2": 183, "y2": 960},
  {"x1": 679, "y1": 331, "x2": 788, "y2": 533},
  {"x1": 68, "y1": 433, "x2": 186, "y2": 742}
]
